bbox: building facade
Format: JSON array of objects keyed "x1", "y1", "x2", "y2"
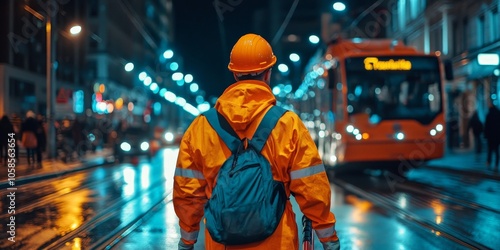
[
  {"x1": 388, "y1": 0, "x2": 500, "y2": 148},
  {"x1": 0, "y1": 0, "x2": 186, "y2": 130}
]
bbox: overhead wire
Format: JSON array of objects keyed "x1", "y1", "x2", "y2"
[
  {"x1": 344, "y1": 0, "x2": 385, "y2": 34},
  {"x1": 271, "y1": 0, "x2": 300, "y2": 46},
  {"x1": 117, "y1": 0, "x2": 158, "y2": 50}
]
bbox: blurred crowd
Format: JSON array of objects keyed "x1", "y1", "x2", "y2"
[{"x1": 0, "y1": 110, "x2": 119, "y2": 167}]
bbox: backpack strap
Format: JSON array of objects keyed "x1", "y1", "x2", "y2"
[
  {"x1": 204, "y1": 108, "x2": 241, "y2": 153},
  {"x1": 250, "y1": 106, "x2": 287, "y2": 152}
]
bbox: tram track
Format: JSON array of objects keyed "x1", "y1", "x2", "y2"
[
  {"x1": 394, "y1": 180, "x2": 499, "y2": 214},
  {"x1": 0, "y1": 170, "x2": 121, "y2": 221},
  {"x1": 40, "y1": 179, "x2": 169, "y2": 250},
  {"x1": 0, "y1": 164, "x2": 170, "y2": 250},
  {"x1": 333, "y1": 178, "x2": 493, "y2": 250},
  {"x1": 93, "y1": 194, "x2": 173, "y2": 250}
]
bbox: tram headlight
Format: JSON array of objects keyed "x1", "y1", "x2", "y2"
[
  {"x1": 346, "y1": 125, "x2": 354, "y2": 133},
  {"x1": 436, "y1": 124, "x2": 443, "y2": 132},
  {"x1": 346, "y1": 125, "x2": 368, "y2": 140},
  {"x1": 396, "y1": 132, "x2": 405, "y2": 140},
  {"x1": 430, "y1": 124, "x2": 444, "y2": 137}
]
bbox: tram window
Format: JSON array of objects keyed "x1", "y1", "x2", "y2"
[
  {"x1": 328, "y1": 68, "x2": 336, "y2": 89},
  {"x1": 334, "y1": 67, "x2": 344, "y2": 121},
  {"x1": 344, "y1": 56, "x2": 443, "y2": 124}
]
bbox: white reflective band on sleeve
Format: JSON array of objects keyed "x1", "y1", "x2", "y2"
[
  {"x1": 315, "y1": 226, "x2": 336, "y2": 239},
  {"x1": 175, "y1": 168, "x2": 205, "y2": 180},
  {"x1": 180, "y1": 228, "x2": 199, "y2": 241},
  {"x1": 290, "y1": 164, "x2": 325, "y2": 180}
]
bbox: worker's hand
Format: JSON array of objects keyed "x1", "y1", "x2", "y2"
[
  {"x1": 178, "y1": 239, "x2": 194, "y2": 250},
  {"x1": 322, "y1": 240, "x2": 340, "y2": 250}
]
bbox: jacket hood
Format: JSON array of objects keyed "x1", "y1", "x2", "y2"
[{"x1": 215, "y1": 80, "x2": 276, "y2": 132}]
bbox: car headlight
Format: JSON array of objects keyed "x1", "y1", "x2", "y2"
[
  {"x1": 120, "y1": 142, "x2": 131, "y2": 152},
  {"x1": 141, "y1": 141, "x2": 149, "y2": 151},
  {"x1": 164, "y1": 132, "x2": 174, "y2": 142}
]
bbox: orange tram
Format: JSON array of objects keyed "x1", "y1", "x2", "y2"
[{"x1": 281, "y1": 38, "x2": 453, "y2": 174}]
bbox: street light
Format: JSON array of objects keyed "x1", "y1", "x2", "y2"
[
  {"x1": 24, "y1": 5, "x2": 57, "y2": 158},
  {"x1": 69, "y1": 25, "x2": 82, "y2": 35},
  {"x1": 24, "y1": 5, "x2": 82, "y2": 159},
  {"x1": 289, "y1": 53, "x2": 300, "y2": 63},
  {"x1": 163, "y1": 49, "x2": 174, "y2": 59},
  {"x1": 333, "y1": 2, "x2": 346, "y2": 12},
  {"x1": 124, "y1": 62, "x2": 134, "y2": 72},
  {"x1": 308, "y1": 35, "x2": 320, "y2": 44},
  {"x1": 278, "y1": 63, "x2": 289, "y2": 73},
  {"x1": 46, "y1": 9, "x2": 56, "y2": 159}
]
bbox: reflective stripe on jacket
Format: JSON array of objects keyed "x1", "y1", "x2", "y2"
[{"x1": 173, "y1": 80, "x2": 338, "y2": 249}]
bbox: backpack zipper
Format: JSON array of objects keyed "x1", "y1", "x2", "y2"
[
  {"x1": 229, "y1": 140, "x2": 244, "y2": 177},
  {"x1": 229, "y1": 163, "x2": 260, "y2": 177}
]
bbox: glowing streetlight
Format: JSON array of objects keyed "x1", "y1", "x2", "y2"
[
  {"x1": 278, "y1": 63, "x2": 289, "y2": 73},
  {"x1": 184, "y1": 74, "x2": 193, "y2": 83},
  {"x1": 124, "y1": 62, "x2": 134, "y2": 72},
  {"x1": 172, "y1": 72, "x2": 184, "y2": 81},
  {"x1": 163, "y1": 49, "x2": 174, "y2": 59},
  {"x1": 289, "y1": 53, "x2": 300, "y2": 62},
  {"x1": 69, "y1": 25, "x2": 82, "y2": 35},
  {"x1": 138, "y1": 71, "x2": 147, "y2": 81},
  {"x1": 23, "y1": 5, "x2": 84, "y2": 159},
  {"x1": 170, "y1": 62, "x2": 179, "y2": 71},
  {"x1": 333, "y1": 2, "x2": 346, "y2": 11},
  {"x1": 309, "y1": 35, "x2": 320, "y2": 44},
  {"x1": 190, "y1": 83, "x2": 199, "y2": 93}
]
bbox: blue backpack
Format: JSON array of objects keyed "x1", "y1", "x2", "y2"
[{"x1": 203, "y1": 106, "x2": 288, "y2": 245}]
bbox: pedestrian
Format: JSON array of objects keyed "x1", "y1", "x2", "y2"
[
  {"x1": 35, "y1": 114, "x2": 47, "y2": 167},
  {"x1": 10, "y1": 113, "x2": 21, "y2": 161},
  {"x1": 173, "y1": 34, "x2": 340, "y2": 250},
  {"x1": 72, "y1": 116, "x2": 84, "y2": 155},
  {"x1": 21, "y1": 111, "x2": 39, "y2": 166},
  {"x1": 0, "y1": 115, "x2": 15, "y2": 166},
  {"x1": 467, "y1": 110, "x2": 484, "y2": 155},
  {"x1": 484, "y1": 101, "x2": 500, "y2": 170}
]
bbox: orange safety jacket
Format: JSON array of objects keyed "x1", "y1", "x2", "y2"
[{"x1": 173, "y1": 80, "x2": 338, "y2": 249}]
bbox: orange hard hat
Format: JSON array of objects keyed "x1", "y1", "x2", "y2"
[{"x1": 228, "y1": 33, "x2": 277, "y2": 74}]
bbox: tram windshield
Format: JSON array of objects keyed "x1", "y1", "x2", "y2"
[{"x1": 345, "y1": 56, "x2": 442, "y2": 124}]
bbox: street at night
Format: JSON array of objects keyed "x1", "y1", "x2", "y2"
[{"x1": 2, "y1": 0, "x2": 500, "y2": 249}]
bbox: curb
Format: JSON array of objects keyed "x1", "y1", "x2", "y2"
[{"x1": 0, "y1": 157, "x2": 114, "y2": 189}]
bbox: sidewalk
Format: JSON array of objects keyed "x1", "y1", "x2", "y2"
[
  {"x1": 425, "y1": 147, "x2": 500, "y2": 180},
  {"x1": 0, "y1": 147, "x2": 114, "y2": 188}
]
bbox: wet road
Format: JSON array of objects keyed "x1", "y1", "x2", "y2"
[
  {"x1": 0, "y1": 149, "x2": 176, "y2": 250},
  {"x1": 334, "y1": 166, "x2": 500, "y2": 250},
  {"x1": 114, "y1": 150, "x2": 494, "y2": 249},
  {"x1": 2, "y1": 147, "x2": 498, "y2": 249}
]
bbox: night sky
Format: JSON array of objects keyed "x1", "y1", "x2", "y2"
[
  {"x1": 172, "y1": 0, "x2": 373, "y2": 99},
  {"x1": 172, "y1": 0, "x2": 270, "y2": 99}
]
